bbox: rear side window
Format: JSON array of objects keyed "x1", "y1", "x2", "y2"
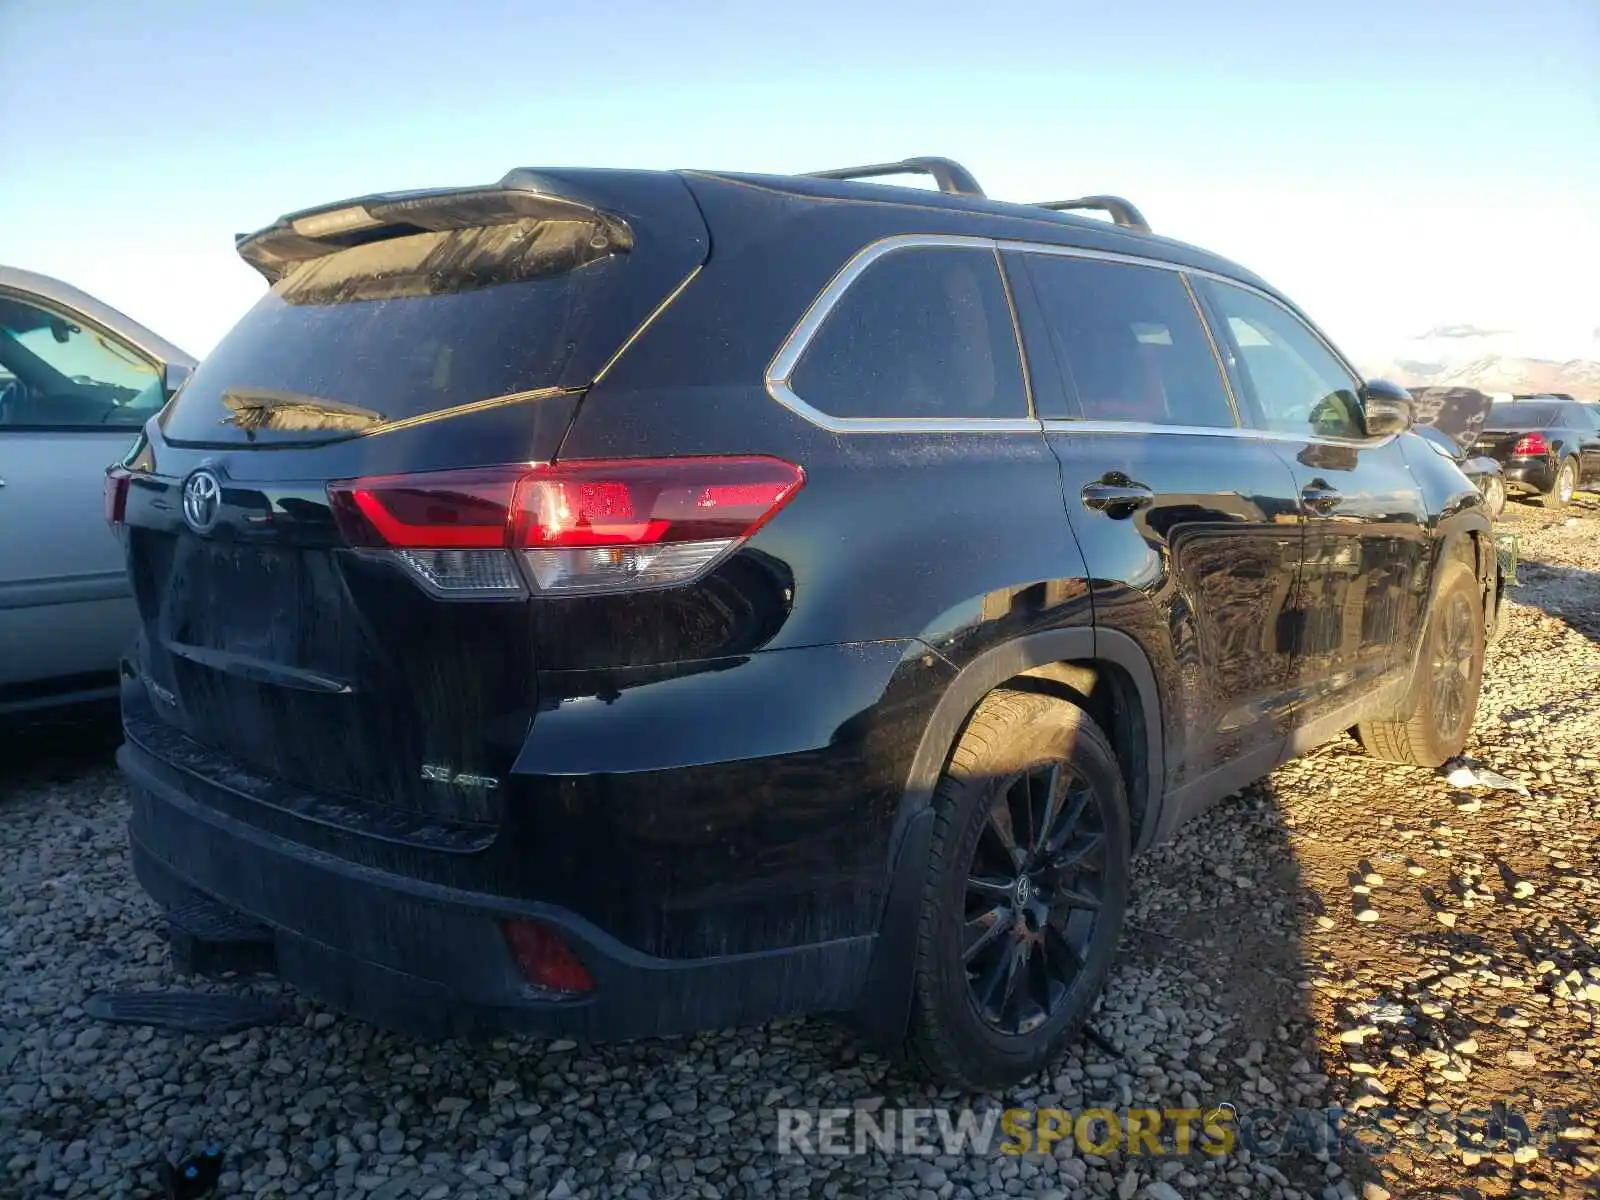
[
  {"x1": 160, "y1": 218, "x2": 626, "y2": 444},
  {"x1": 787, "y1": 246, "x2": 1027, "y2": 421},
  {"x1": 1021, "y1": 255, "x2": 1237, "y2": 428}
]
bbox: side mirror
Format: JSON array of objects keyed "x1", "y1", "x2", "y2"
[
  {"x1": 163, "y1": 361, "x2": 193, "y2": 398},
  {"x1": 1360, "y1": 379, "x2": 1414, "y2": 438}
]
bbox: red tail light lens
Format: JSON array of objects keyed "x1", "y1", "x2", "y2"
[
  {"x1": 502, "y1": 919, "x2": 595, "y2": 995},
  {"x1": 1511, "y1": 433, "x2": 1548, "y2": 457},
  {"x1": 327, "y1": 457, "x2": 804, "y2": 597},
  {"x1": 104, "y1": 466, "x2": 131, "y2": 526},
  {"x1": 331, "y1": 470, "x2": 521, "y2": 549},
  {"x1": 512, "y1": 457, "x2": 804, "y2": 594}
]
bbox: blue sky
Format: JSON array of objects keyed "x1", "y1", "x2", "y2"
[{"x1": 2, "y1": 0, "x2": 1595, "y2": 364}]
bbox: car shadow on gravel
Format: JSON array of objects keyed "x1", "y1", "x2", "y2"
[
  {"x1": 0, "y1": 701, "x2": 122, "y2": 801},
  {"x1": 1105, "y1": 774, "x2": 1359, "y2": 1195},
  {"x1": 1510, "y1": 561, "x2": 1600, "y2": 643}
]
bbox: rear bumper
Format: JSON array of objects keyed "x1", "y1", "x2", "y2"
[
  {"x1": 1501, "y1": 460, "x2": 1554, "y2": 492},
  {"x1": 123, "y1": 739, "x2": 874, "y2": 1040}
]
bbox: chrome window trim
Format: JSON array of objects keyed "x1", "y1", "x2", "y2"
[
  {"x1": 765, "y1": 231, "x2": 1369, "y2": 437},
  {"x1": 1041, "y1": 419, "x2": 1259, "y2": 439},
  {"x1": 1041, "y1": 418, "x2": 1399, "y2": 450}
]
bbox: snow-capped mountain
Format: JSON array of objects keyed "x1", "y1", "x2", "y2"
[{"x1": 1360, "y1": 325, "x2": 1599, "y2": 399}]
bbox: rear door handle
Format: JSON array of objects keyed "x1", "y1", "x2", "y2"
[
  {"x1": 1301, "y1": 484, "x2": 1343, "y2": 514},
  {"x1": 1081, "y1": 476, "x2": 1155, "y2": 513}
]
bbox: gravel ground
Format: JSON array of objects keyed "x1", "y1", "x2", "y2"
[{"x1": 3, "y1": 496, "x2": 1598, "y2": 1200}]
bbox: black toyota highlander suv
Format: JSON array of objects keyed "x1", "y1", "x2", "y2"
[{"x1": 111, "y1": 157, "x2": 1498, "y2": 1087}]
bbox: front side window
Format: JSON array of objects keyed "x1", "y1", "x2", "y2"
[
  {"x1": 787, "y1": 245, "x2": 1028, "y2": 421},
  {"x1": 1198, "y1": 280, "x2": 1363, "y2": 440},
  {"x1": 1021, "y1": 254, "x2": 1237, "y2": 429},
  {"x1": 0, "y1": 294, "x2": 160, "y2": 428}
]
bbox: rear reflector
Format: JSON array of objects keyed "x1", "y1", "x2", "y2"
[
  {"x1": 104, "y1": 466, "x2": 131, "y2": 526},
  {"x1": 502, "y1": 919, "x2": 595, "y2": 995},
  {"x1": 1511, "y1": 433, "x2": 1548, "y2": 457},
  {"x1": 328, "y1": 457, "x2": 804, "y2": 597}
]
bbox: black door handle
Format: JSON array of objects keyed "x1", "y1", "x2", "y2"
[
  {"x1": 1301, "y1": 484, "x2": 1343, "y2": 514},
  {"x1": 1081, "y1": 476, "x2": 1155, "y2": 513}
]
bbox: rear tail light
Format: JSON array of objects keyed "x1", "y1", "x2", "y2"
[
  {"x1": 513, "y1": 457, "x2": 804, "y2": 594},
  {"x1": 104, "y1": 466, "x2": 131, "y2": 526},
  {"x1": 329, "y1": 469, "x2": 528, "y2": 598},
  {"x1": 1511, "y1": 433, "x2": 1549, "y2": 457},
  {"x1": 328, "y1": 457, "x2": 804, "y2": 598},
  {"x1": 501, "y1": 919, "x2": 595, "y2": 995}
]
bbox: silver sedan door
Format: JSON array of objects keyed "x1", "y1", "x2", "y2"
[{"x1": 0, "y1": 277, "x2": 189, "y2": 704}]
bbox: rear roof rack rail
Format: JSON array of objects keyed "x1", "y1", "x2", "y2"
[
  {"x1": 1033, "y1": 195, "x2": 1151, "y2": 233},
  {"x1": 805, "y1": 157, "x2": 985, "y2": 197}
]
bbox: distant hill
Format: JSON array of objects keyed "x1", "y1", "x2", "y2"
[{"x1": 1362, "y1": 355, "x2": 1599, "y2": 400}]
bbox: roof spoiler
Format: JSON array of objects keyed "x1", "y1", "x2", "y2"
[{"x1": 235, "y1": 181, "x2": 634, "y2": 283}]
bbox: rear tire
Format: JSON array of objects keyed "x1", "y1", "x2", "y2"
[
  {"x1": 1356, "y1": 559, "x2": 1484, "y2": 766},
  {"x1": 1539, "y1": 458, "x2": 1576, "y2": 509},
  {"x1": 902, "y1": 689, "x2": 1130, "y2": 1089}
]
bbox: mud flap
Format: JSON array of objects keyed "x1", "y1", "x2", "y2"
[
  {"x1": 166, "y1": 893, "x2": 277, "y2": 978},
  {"x1": 84, "y1": 991, "x2": 291, "y2": 1036},
  {"x1": 849, "y1": 805, "x2": 935, "y2": 1050}
]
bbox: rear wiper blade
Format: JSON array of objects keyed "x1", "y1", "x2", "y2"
[{"x1": 221, "y1": 387, "x2": 384, "y2": 436}]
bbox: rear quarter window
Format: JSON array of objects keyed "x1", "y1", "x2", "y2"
[{"x1": 784, "y1": 245, "x2": 1028, "y2": 422}]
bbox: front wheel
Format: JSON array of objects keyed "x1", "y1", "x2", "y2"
[
  {"x1": 902, "y1": 689, "x2": 1130, "y2": 1089},
  {"x1": 1539, "y1": 458, "x2": 1576, "y2": 509},
  {"x1": 1356, "y1": 558, "x2": 1485, "y2": 766}
]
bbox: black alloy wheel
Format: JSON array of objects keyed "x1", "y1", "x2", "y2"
[{"x1": 962, "y1": 761, "x2": 1108, "y2": 1035}]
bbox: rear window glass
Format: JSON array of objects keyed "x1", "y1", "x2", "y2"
[
  {"x1": 1488, "y1": 402, "x2": 1558, "y2": 428},
  {"x1": 160, "y1": 219, "x2": 623, "y2": 443},
  {"x1": 1023, "y1": 255, "x2": 1237, "y2": 429},
  {"x1": 788, "y1": 246, "x2": 1027, "y2": 421}
]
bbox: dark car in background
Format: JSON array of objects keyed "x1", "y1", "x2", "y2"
[
  {"x1": 1475, "y1": 399, "x2": 1600, "y2": 508},
  {"x1": 112, "y1": 157, "x2": 1496, "y2": 1088}
]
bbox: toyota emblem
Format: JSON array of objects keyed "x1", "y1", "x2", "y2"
[{"x1": 182, "y1": 469, "x2": 222, "y2": 533}]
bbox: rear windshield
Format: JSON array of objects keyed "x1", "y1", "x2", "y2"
[
  {"x1": 161, "y1": 219, "x2": 624, "y2": 444},
  {"x1": 1488, "y1": 402, "x2": 1558, "y2": 429}
]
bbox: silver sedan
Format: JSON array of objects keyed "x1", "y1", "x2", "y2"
[{"x1": 0, "y1": 266, "x2": 195, "y2": 714}]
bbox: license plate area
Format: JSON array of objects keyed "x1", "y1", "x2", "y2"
[{"x1": 167, "y1": 540, "x2": 307, "y2": 660}]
